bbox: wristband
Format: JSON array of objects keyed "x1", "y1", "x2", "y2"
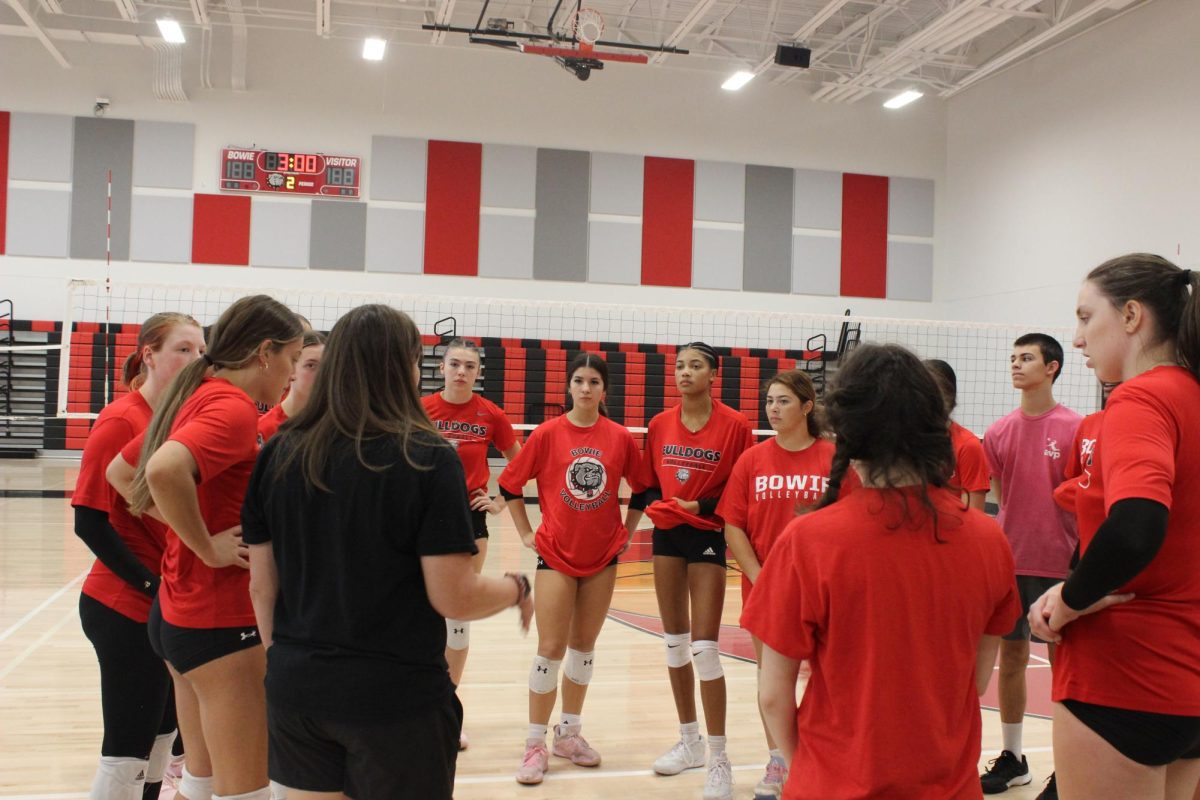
[{"x1": 505, "y1": 572, "x2": 531, "y2": 606}]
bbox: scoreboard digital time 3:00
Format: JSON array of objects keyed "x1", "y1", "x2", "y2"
[{"x1": 221, "y1": 148, "x2": 362, "y2": 198}]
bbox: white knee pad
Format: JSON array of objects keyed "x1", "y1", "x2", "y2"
[
  {"x1": 446, "y1": 619, "x2": 470, "y2": 651},
  {"x1": 90, "y1": 756, "x2": 148, "y2": 800},
  {"x1": 664, "y1": 632, "x2": 692, "y2": 669},
  {"x1": 145, "y1": 730, "x2": 177, "y2": 783},
  {"x1": 692, "y1": 639, "x2": 723, "y2": 681},
  {"x1": 212, "y1": 789, "x2": 270, "y2": 800},
  {"x1": 528, "y1": 655, "x2": 561, "y2": 694},
  {"x1": 563, "y1": 648, "x2": 595, "y2": 685},
  {"x1": 270, "y1": 780, "x2": 288, "y2": 800},
  {"x1": 179, "y1": 765, "x2": 213, "y2": 800}
]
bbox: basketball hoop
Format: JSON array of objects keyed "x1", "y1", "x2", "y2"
[{"x1": 569, "y1": 7, "x2": 605, "y2": 51}]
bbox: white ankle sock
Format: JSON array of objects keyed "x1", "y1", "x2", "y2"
[
  {"x1": 527, "y1": 723, "x2": 548, "y2": 741},
  {"x1": 1002, "y1": 722, "x2": 1023, "y2": 759},
  {"x1": 769, "y1": 748, "x2": 784, "y2": 763},
  {"x1": 708, "y1": 735, "x2": 727, "y2": 757},
  {"x1": 680, "y1": 720, "x2": 701, "y2": 743},
  {"x1": 560, "y1": 713, "x2": 582, "y2": 734}
]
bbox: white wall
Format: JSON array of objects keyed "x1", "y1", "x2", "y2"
[
  {"x1": 939, "y1": 0, "x2": 1200, "y2": 328},
  {"x1": 0, "y1": 29, "x2": 945, "y2": 322}
]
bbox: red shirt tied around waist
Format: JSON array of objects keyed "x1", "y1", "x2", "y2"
[
  {"x1": 1054, "y1": 367, "x2": 1200, "y2": 715},
  {"x1": 742, "y1": 488, "x2": 1021, "y2": 800},
  {"x1": 73, "y1": 391, "x2": 167, "y2": 622},
  {"x1": 123, "y1": 377, "x2": 261, "y2": 628},
  {"x1": 642, "y1": 400, "x2": 755, "y2": 531},
  {"x1": 499, "y1": 414, "x2": 643, "y2": 577},
  {"x1": 423, "y1": 391, "x2": 517, "y2": 494}
]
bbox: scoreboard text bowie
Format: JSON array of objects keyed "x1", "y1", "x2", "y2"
[{"x1": 220, "y1": 148, "x2": 362, "y2": 198}]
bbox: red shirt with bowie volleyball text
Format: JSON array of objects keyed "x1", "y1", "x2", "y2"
[
  {"x1": 949, "y1": 421, "x2": 990, "y2": 495},
  {"x1": 121, "y1": 377, "x2": 261, "y2": 629},
  {"x1": 73, "y1": 391, "x2": 167, "y2": 623},
  {"x1": 718, "y1": 437, "x2": 860, "y2": 601},
  {"x1": 1054, "y1": 367, "x2": 1200, "y2": 715},
  {"x1": 422, "y1": 392, "x2": 517, "y2": 494},
  {"x1": 741, "y1": 487, "x2": 1020, "y2": 800},
  {"x1": 642, "y1": 401, "x2": 756, "y2": 531},
  {"x1": 498, "y1": 414, "x2": 643, "y2": 577},
  {"x1": 257, "y1": 403, "x2": 288, "y2": 444}
]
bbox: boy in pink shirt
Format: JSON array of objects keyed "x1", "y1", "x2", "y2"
[{"x1": 981, "y1": 333, "x2": 1082, "y2": 798}]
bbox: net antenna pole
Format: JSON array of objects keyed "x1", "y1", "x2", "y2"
[{"x1": 104, "y1": 169, "x2": 113, "y2": 406}]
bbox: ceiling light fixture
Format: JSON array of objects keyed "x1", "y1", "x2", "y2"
[
  {"x1": 883, "y1": 89, "x2": 923, "y2": 109},
  {"x1": 721, "y1": 70, "x2": 755, "y2": 91},
  {"x1": 156, "y1": 18, "x2": 186, "y2": 44},
  {"x1": 363, "y1": 37, "x2": 387, "y2": 61}
]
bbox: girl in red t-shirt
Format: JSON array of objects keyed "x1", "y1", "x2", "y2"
[
  {"x1": 1029, "y1": 254, "x2": 1200, "y2": 799},
  {"x1": 497, "y1": 353, "x2": 644, "y2": 786},
  {"x1": 73, "y1": 312, "x2": 203, "y2": 799},
  {"x1": 107, "y1": 295, "x2": 303, "y2": 800},
  {"x1": 925, "y1": 359, "x2": 990, "y2": 511},
  {"x1": 257, "y1": 330, "x2": 325, "y2": 444},
  {"x1": 638, "y1": 342, "x2": 755, "y2": 797},
  {"x1": 421, "y1": 337, "x2": 521, "y2": 748},
  {"x1": 719, "y1": 369, "x2": 841, "y2": 798}
]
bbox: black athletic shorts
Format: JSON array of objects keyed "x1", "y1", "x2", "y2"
[
  {"x1": 147, "y1": 595, "x2": 262, "y2": 674},
  {"x1": 268, "y1": 696, "x2": 462, "y2": 800},
  {"x1": 1004, "y1": 575, "x2": 1061, "y2": 643},
  {"x1": 536, "y1": 554, "x2": 619, "y2": 572},
  {"x1": 470, "y1": 509, "x2": 488, "y2": 540},
  {"x1": 1061, "y1": 699, "x2": 1200, "y2": 766},
  {"x1": 652, "y1": 525, "x2": 727, "y2": 567}
]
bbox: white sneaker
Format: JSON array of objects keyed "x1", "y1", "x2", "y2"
[
  {"x1": 703, "y1": 753, "x2": 734, "y2": 800},
  {"x1": 652, "y1": 736, "x2": 706, "y2": 775}
]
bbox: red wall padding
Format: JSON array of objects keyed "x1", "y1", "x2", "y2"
[
  {"x1": 192, "y1": 194, "x2": 251, "y2": 266},
  {"x1": 840, "y1": 173, "x2": 889, "y2": 298},
  {"x1": 641, "y1": 157, "x2": 694, "y2": 287},
  {"x1": 424, "y1": 140, "x2": 481, "y2": 276}
]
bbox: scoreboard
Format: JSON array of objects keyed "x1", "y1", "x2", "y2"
[{"x1": 220, "y1": 148, "x2": 361, "y2": 198}]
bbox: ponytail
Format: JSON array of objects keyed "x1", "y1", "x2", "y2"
[{"x1": 1179, "y1": 270, "x2": 1199, "y2": 381}]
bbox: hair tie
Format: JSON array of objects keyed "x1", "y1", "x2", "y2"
[
  {"x1": 1182, "y1": 268, "x2": 1194, "y2": 285},
  {"x1": 202, "y1": 353, "x2": 214, "y2": 366}
]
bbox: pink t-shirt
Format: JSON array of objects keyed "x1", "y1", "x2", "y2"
[{"x1": 984, "y1": 403, "x2": 1082, "y2": 578}]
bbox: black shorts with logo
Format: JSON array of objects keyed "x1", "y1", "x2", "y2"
[
  {"x1": 470, "y1": 509, "x2": 488, "y2": 540},
  {"x1": 147, "y1": 595, "x2": 263, "y2": 674},
  {"x1": 651, "y1": 524, "x2": 728, "y2": 567}
]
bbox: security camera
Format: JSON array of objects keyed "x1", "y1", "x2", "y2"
[{"x1": 94, "y1": 97, "x2": 110, "y2": 117}]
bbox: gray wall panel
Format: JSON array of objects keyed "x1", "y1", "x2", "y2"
[
  {"x1": 791, "y1": 234, "x2": 841, "y2": 296},
  {"x1": 743, "y1": 165, "x2": 794, "y2": 294},
  {"x1": 589, "y1": 153, "x2": 643, "y2": 216},
  {"x1": 132, "y1": 121, "x2": 195, "y2": 189},
  {"x1": 692, "y1": 228, "x2": 743, "y2": 290},
  {"x1": 792, "y1": 168, "x2": 842, "y2": 230},
  {"x1": 587, "y1": 220, "x2": 641, "y2": 285},
  {"x1": 888, "y1": 177, "x2": 934, "y2": 237},
  {"x1": 6, "y1": 188, "x2": 71, "y2": 257},
  {"x1": 694, "y1": 161, "x2": 745, "y2": 223},
  {"x1": 365, "y1": 207, "x2": 424, "y2": 273},
  {"x1": 70, "y1": 117, "x2": 134, "y2": 261},
  {"x1": 310, "y1": 200, "x2": 366, "y2": 271},
  {"x1": 479, "y1": 215, "x2": 535, "y2": 279},
  {"x1": 886, "y1": 241, "x2": 933, "y2": 301},
  {"x1": 250, "y1": 200, "x2": 311, "y2": 268},
  {"x1": 130, "y1": 195, "x2": 192, "y2": 263},
  {"x1": 370, "y1": 136, "x2": 427, "y2": 201},
  {"x1": 533, "y1": 149, "x2": 589, "y2": 283},
  {"x1": 481, "y1": 144, "x2": 537, "y2": 209},
  {"x1": 9, "y1": 113, "x2": 73, "y2": 182}
]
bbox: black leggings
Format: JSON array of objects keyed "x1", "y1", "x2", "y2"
[{"x1": 79, "y1": 593, "x2": 176, "y2": 757}]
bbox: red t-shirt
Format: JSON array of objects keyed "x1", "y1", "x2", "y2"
[
  {"x1": 949, "y1": 422, "x2": 990, "y2": 495},
  {"x1": 257, "y1": 404, "x2": 288, "y2": 444},
  {"x1": 122, "y1": 377, "x2": 261, "y2": 629},
  {"x1": 422, "y1": 392, "x2": 517, "y2": 494},
  {"x1": 1052, "y1": 411, "x2": 1103, "y2": 520},
  {"x1": 72, "y1": 391, "x2": 167, "y2": 623},
  {"x1": 741, "y1": 487, "x2": 1020, "y2": 800},
  {"x1": 642, "y1": 401, "x2": 756, "y2": 531},
  {"x1": 1054, "y1": 367, "x2": 1200, "y2": 715},
  {"x1": 498, "y1": 414, "x2": 643, "y2": 577}
]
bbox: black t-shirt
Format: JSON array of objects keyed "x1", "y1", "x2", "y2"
[{"x1": 242, "y1": 430, "x2": 477, "y2": 723}]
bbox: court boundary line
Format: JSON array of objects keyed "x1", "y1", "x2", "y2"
[{"x1": 0, "y1": 570, "x2": 87, "y2": 644}]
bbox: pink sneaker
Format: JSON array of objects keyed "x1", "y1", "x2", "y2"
[
  {"x1": 552, "y1": 724, "x2": 601, "y2": 767},
  {"x1": 516, "y1": 739, "x2": 550, "y2": 785},
  {"x1": 163, "y1": 755, "x2": 185, "y2": 788}
]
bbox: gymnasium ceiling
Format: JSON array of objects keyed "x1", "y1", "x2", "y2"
[{"x1": 0, "y1": 0, "x2": 1155, "y2": 101}]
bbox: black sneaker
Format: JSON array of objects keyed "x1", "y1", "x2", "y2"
[
  {"x1": 980, "y1": 750, "x2": 1032, "y2": 794},
  {"x1": 1034, "y1": 772, "x2": 1058, "y2": 800}
]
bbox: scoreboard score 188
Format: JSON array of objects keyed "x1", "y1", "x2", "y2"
[{"x1": 220, "y1": 148, "x2": 361, "y2": 198}]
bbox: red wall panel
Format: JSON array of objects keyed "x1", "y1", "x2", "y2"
[
  {"x1": 0, "y1": 111, "x2": 9, "y2": 255},
  {"x1": 191, "y1": 194, "x2": 250, "y2": 266},
  {"x1": 840, "y1": 173, "x2": 889, "y2": 298},
  {"x1": 424, "y1": 140, "x2": 481, "y2": 276},
  {"x1": 641, "y1": 157, "x2": 694, "y2": 287}
]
